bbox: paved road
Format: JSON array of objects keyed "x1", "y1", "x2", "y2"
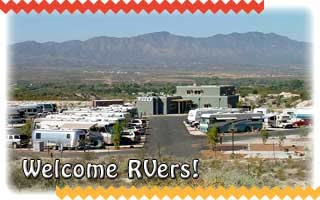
[{"x1": 145, "y1": 115, "x2": 206, "y2": 158}]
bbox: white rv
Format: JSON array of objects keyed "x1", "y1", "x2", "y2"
[
  {"x1": 266, "y1": 114, "x2": 293, "y2": 129},
  {"x1": 32, "y1": 129, "x2": 86, "y2": 149},
  {"x1": 187, "y1": 108, "x2": 243, "y2": 126}
]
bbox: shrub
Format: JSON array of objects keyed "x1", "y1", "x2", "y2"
[
  {"x1": 20, "y1": 119, "x2": 33, "y2": 138},
  {"x1": 112, "y1": 122, "x2": 123, "y2": 149},
  {"x1": 207, "y1": 126, "x2": 220, "y2": 158},
  {"x1": 260, "y1": 128, "x2": 269, "y2": 144}
]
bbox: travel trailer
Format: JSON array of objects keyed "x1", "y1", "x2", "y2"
[
  {"x1": 32, "y1": 129, "x2": 86, "y2": 149},
  {"x1": 199, "y1": 112, "x2": 264, "y2": 133}
]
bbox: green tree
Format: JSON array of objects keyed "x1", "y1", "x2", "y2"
[
  {"x1": 21, "y1": 120, "x2": 33, "y2": 138},
  {"x1": 261, "y1": 128, "x2": 269, "y2": 145},
  {"x1": 236, "y1": 100, "x2": 244, "y2": 108},
  {"x1": 112, "y1": 122, "x2": 123, "y2": 149},
  {"x1": 207, "y1": 126, "x2": 220, "y2": 158}
]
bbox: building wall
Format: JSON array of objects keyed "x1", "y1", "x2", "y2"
[
  {"x1": 136, "y1": 97, "x2": 155, "y2": 116},
  {"x1": 136, "y1": 87, "x2": 239, "y2": 115},
  {"x1": 136, "y1": 96, "x2": 184, "y2": 116},
  {"x1": 160, "y1": 96, "x2": 183, "y2": 114},
  {"x1": 176, "y1": 86, "x2": 221, "y2": 96},
  {"x1": 176, "y1": 85, "x2": 236, "y2": 97},
  {"x1": 175, "y1": 85, "x2": 238, "y2": 108}
]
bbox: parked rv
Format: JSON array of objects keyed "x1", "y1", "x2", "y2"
[
  {"x1": 266, "y1": 114, "x2": 294, "y2": 129},
  {"x1": 19, "y1": 105, "x2": 42, "y2": 117},
  {"x1": 188, "y1": 108, "x2": 245, "y2": 128},
  {"x1": 61, "y1": 123, "x2": 104, "y2": 148},
  {"x1": 187, "y1": 108, "x2": 222, "y2": 126},
  {"x1": 32, "y1": 129, "x2": 86, "y2": 149},
  {"x1": 199, "y1": 113, "x2": 263, "y2": 133},
  {"x1": 253, "y1": 108, "x2": 270, "y2": 116},
  {"x1": 38, "y1": 103, "x2": 56, "y2": 113}
]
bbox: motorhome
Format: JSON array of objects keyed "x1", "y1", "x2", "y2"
[
  {"x1": 32, "y1": 129, "x2": 86, "y2": 149},
  {"x1": 187, "y1": 108, "x2": 243, "y2": 127},
  {"x1": 199, "y1": 112, "x2": 263, "y2": 133},
  {"x1": 266, "y1": 114, "x2": 293, "y2": 129},
  {"x1": 253, "y1": 108, "x2": 270, "y2": 116},
  {"x1": 18, "y1": 104, "x2": 42, "y2": 117},
  {"x1": 38, "y1": 103, "x2": 56, "y2": 113},
  {"x1": 187, "y1": 108, "x2": 222, "y2": 125}
]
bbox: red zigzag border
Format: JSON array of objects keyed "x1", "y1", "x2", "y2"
[{"x1": 0, "y1": 0, "x2": 264, "y2": 14}]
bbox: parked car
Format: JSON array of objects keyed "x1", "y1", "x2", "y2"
[
  {"x1": 292, "y1": 119, "x2": 312, "y2": 127},
  {"x1": 121, "y1": 129, "x2": 140, "y2": 144},
  {"x1": 7, "y1": 116, "x2": 26, "y2": 124},
  {"x1": 131, "y1": 119, "x2": 147, "y2": 128},
  {"x1": 128, "y1": 123, "x2": 145, "y2": 135},
  {"x1": 7, "y1": 134, "x2": 29, "y2": 148}
]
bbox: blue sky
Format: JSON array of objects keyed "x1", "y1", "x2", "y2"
[{"x1": 10, "y1": 9, "x2": 310, "y2": 43}]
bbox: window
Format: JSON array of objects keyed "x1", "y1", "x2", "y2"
[
  {"x1": 90, "y1": 127, "x2": 98, "y2": 132},
  {"x1": 99, "y1": 127, "x2": 106, "y2": 133},
  {"x1": 14, "y1": 135, "x2": 20, "y2": 139},
  {"x1": 9, "y1": 135, "x2": 13, "y2": 139},
  {"x1": 36, "y1": 133, "x2": 41, "y2": 139},
  {"x1": 44, "y1": 104, "x2": 52, "y2": 109},
  {"x1": 66, "y1": 134, "x2": 71, "y2": 139}
]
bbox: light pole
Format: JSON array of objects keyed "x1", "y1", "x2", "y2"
[{"x1": 219, "y1": 98, "x2": 221, "y2": 108}]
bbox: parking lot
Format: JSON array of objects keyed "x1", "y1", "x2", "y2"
[
  {"x1": 145, "y1": 115, "x2": 308, "y2": 159},
  {"x1": 8, "y1": 114, "x2": 309, "y2": 159}
]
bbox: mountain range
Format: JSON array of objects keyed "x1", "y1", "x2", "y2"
[{"x1": 10, "y1": 31, "x2": 310, "y2": 69}]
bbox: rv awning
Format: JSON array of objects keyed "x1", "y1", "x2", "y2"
[{"x1": 61, "y1": 123, "x2": 97, "y2": 130}]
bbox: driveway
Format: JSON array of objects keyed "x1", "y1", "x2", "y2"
[{"x1": 145, "y1": 115, "x2": 207, "y2": 158}]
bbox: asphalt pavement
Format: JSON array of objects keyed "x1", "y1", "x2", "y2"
[{"x1": 145, "y1": 115, "x2": 206, "y2": 159}]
